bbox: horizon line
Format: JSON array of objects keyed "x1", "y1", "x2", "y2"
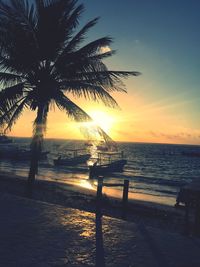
[{"x1": 8, "y1": 136, "x2": 200, "y2": 147}]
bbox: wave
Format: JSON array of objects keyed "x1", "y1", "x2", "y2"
[
  {"x1": 2, "y1": 138, "x2": 200, "y2": 204},
  {"x1": 109, "y1": 172, "x2": 188, "y2": 187},
  {"x1": 131, "y1": 175, "x2": 188, "y2": 187}
]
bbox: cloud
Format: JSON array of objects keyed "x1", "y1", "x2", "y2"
[
  {"x1": 149, "y1": 131, "x2": 200, "y2": 141},
  {"x1": 99, "y1": 45, "x2": 111, "y2": 53}
]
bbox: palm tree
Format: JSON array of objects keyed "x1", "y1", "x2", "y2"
[{"x1": 0, "y1": 0, "x2": 140, "y2": 187}]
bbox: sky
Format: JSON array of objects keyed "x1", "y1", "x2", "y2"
[{"x1": 10, "y1": 0, "x2": 200, "y2": 144}]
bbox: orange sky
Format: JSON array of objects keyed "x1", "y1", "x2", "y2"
[{"x1": 9, "y1": 79, "x2": 200, "y2": 145}]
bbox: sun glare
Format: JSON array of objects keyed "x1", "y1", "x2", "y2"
[
  {"x1": 78, "y1": 110, "x2": 115, "y2": 140},
  {"x1": 78, "y1": 180, "x2": 96, "y2": 190},
  {"x1": 88, "y1": 110, "x2": 115, "y2": 133}
]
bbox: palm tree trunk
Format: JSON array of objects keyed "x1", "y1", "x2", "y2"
[
  {"x1": 28, "y1": 141, "x2": 40, "y2": 189},
  {"x1": 27, "y1": 105, "x2": 47, "y2": 190}
]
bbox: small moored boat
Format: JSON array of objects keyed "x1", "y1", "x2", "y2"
[
  {"x1": 10, "y1": 149, "x2": 49, "y2": 160},
  {"x1": 54, "y1": 149, "x2": 90, "y2": 166},
  {"x1": 181, "y1": 151, "x2": 200, "y2": 157},
  {"x1": 89, "y1": 151, "x2": 127, "y2": 178},
  {"x1": 0, "y1": 134, "x2": 12, "y2": 144}
]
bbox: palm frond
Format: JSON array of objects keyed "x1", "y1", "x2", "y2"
[
  {"x1": 8, "y1": 0, "x2": 36, "y2": 28},
  {"x1": 0, "y1": 96, "x2": 26, "y2": 129},
  {"x1": 55, "y1": 91, "x2": 116, "y2": 146},
  {"x1": 78, "y1": 37, "x2": 113, "y2": 56},
  {"x1": 59, "y1": 81, "x2": 119, "y2": 108},
  {"x1": 54, "y1": 42, "x2": 140, "y2": 93},
  {"x1": 0, "y1": 83, "x2": 25, "y2": 108},
  {"x1": 56, "y1": 17, "x2": 99, "y2": 59},
  {"x1": 62, "y1": 2, "x2": 84, "y2": 31},
  {"x1": 88, "y1": 50, "x2": 116, "y2": 61},
  {"x1": 55, "y1": 91, "x2": 91, "y2": 121},
  {"x1": 0, "y1": 0, "x2": 38, "y2": 50},
  {"x1": 0, "y1": 72, "x2": 24, "y2": 87},
  {"x1": 67, "y1": 17, "x2": 99, "y2": 51},
  {"x1": 54, "y1": 50, "x2": 117, "y2": 84},
  {"x1": 55, "y1": 36, "x2": 113, "y2": 69},
  {"x1": 36, "y1": 0, "x2": 84, "y2": 60},
  {"x1": 56, "y1": 59, "x2": 140, "y2": 92},
  {"x1": 0, "y1": 22, "x2": 39, "y2": 74},
  {"x1": 5, "y1": 97, "x2": 29, "y2": 131},
  {"x1": 0, "y1": 83, "x2": 28, "y2": 131}
]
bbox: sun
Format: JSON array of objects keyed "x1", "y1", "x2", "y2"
[{"x1": 88, "y1": 110, "x2": 115, "y2": 133}]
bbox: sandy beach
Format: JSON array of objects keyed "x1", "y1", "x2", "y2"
[
  {"x1": 0, "y1": 170, "x2": 187, "y2": 234},
  {"x1": 1, "y1": 170, "x2": 200, "y2": 267},
  {"x1": 1, "y1": 192, "x2": 200, "y2": 267}
]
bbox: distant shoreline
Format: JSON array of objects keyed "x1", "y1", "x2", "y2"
[{"x1": 6, "y1": 136, "x2": 200, "y2": 146}]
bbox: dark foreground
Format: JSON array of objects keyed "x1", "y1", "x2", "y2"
[{"x1": 1, "y1": 192, "x2": 200, "y2": 267}]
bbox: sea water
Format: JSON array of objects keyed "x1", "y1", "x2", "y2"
[{"x1": 1, "y1": 137, "x2": 200, "y2": 205}]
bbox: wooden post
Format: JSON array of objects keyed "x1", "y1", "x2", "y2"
[
  {"x1": 122, "y1": 179, "x2": 129, "y2": 219},
  {"x1": 96, "y1": 176, "x2": 104, "y2": 216}
]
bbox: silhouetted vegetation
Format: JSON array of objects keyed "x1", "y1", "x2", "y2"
[{"x1": 0, "y1": 0, "x2": 140, "y2": 187}]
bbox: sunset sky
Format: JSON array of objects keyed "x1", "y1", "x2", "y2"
[{"x1": 10, "y1": 0, "x2": 200, "y2": 145}]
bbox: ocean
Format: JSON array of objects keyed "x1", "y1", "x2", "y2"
[{"x1": 1, "y1": 137, "x2": 200, "y2": 205}]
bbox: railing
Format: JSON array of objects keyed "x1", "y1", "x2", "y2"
[{"x1": 96, "y1": 176, "x2": 129, "y2": 219}]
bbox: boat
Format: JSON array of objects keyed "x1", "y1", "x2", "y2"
[
  {"x1": 54, "y1": 149, "x2": 91, "y2": 166},
  {"x1": 84, "y1": 141, "x2": 93, "y2": 147},
  {"x1": 0, "y1": 146, "x2": 49, "y2": 160},
  {"x1": 96, "y1": 145, "x2": 108, "y2": 151},
  {"x1": 89, "y1": 151, "x2": 127, "y2": 178},
  {"x1": 11, "y1": 150, "x2": 49, "y2": 160},
  {"x1": 96, "y1": 140, "x2": 109, "y2": 151},
  {"x1": 181, "y1": 151, "x2": 200, "y2": 157},
  {"x1": 0, "y1": 134, "x2": 12, "y2": 144},
  {"x1": 0, "y1": 144, "x2": 18, "y2": 158}
]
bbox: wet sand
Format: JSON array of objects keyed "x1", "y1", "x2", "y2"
[
  {"x1": 1, "y1": 192, "x2": 200, "y2": 267},
  {"x1": 0, "y1": 170, "x2": 186, "y2": 234}
]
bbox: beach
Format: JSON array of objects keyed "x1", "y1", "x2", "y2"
[
  {"x1": 0, "y1": 170, "x2": 186, "y2": 234},
  {"x1": 1, "y1": 0, "x2": 200, "y2": 265},
  {"x1": 1, "y1": 171, "x2": 200, "y2": 267},
  {"x1": 1, "y1": 139, "x2": 198, "y2": 234}
]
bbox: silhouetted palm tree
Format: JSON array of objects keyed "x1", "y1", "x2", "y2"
[{"x1": 0, "y1": 0, "x2": 140, "y2": 187}]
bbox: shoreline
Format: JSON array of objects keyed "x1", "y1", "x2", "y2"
[
  {"x1": 0, "y1": 169, "x2": 176, "y2": 207},
  {"x1": 0, "y1": 170, "x2": 186, "y2": 234},
  {"x1": 0, "y1": 138, "x2": 193, "y2": 207}
]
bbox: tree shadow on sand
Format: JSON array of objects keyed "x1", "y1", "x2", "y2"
[{"x1": 95, "y1": 211, "x2": 106, "y2": 267}]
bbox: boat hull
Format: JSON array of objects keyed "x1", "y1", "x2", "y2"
[
  {"x1": 11, "y1": 151, "x2": 49, "y2": 160},
  {"x1": 0, "y1": 135, "x2": 12, "y2": 144},
  {"x1": 0, "y1": 139, "x2": 12, "y2": 144},
  {"x1": 89, "y1": 159, "x2": 127, "y2": 178},
  {"x1": 0, "y1": 148, "x2": 49, "y2": 160},
  {"x1": 54, "y1": 154, "x2": 90, "y2": 166}
]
